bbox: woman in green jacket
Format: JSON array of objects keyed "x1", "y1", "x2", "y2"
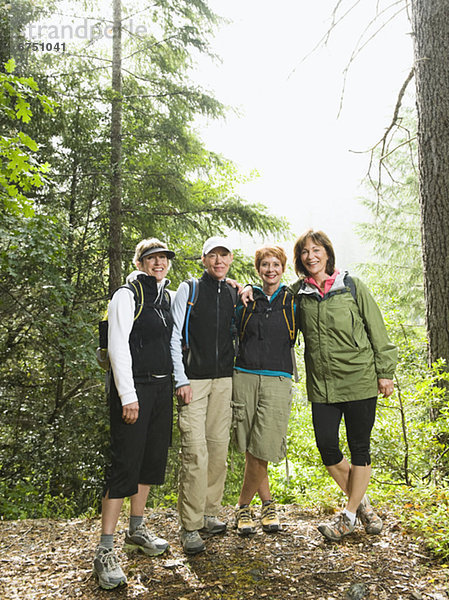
[{"x1": 291, "y1": 229, "x2": 397, "y2": 542}]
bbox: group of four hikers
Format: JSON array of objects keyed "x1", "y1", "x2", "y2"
[{"x1": 93, "y1": 231, "x2": 397, "y2": 590}]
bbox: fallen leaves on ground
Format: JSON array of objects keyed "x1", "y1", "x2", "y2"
[{"x1": 0, "y1": 505, "x2": 447, "y2": 599}]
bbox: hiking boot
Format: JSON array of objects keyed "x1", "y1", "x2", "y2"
[
  {"x1": 180, "y1": 528, "x2": 206, "y2": 555},
  {"x1": 124, "y1": 523, "x2": 169, "y2": 556},
  {"x1": 260, "y1": 500, "x2": 280, "y2": 533},
  {"x1": 357, "y1": 496, "x2": 383, "y2": 534},
  {"x1": 235, "y1": 505, "x2": 256, "y2": 536},
  {"x1": 93, "y1": 546, "x2": 127, "y2": 590},
  {"x1": 201, "y1": 515, "x2": 227, "y2": 535},
  {"x1": 317, "y1": 512, "x2": 355, "y2": 542}
]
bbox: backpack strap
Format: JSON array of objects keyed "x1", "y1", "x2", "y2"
[
  {"x1": 239, "y1": 300, "x2": 256, "y2": 341},
  {"x1": 183, "y1": 278, "x2": 238, "y2": 351},
  {"x1": 97, "y1": 279, "x2": 145, "y2": 370},
  {"x1": 99, "y1": 279, "x2": 144, "y2": 341},
  {"x1": 225, "y1": 281, "x2": 238, "y2": 309},
  {"x1": 343, "y1": 273, "x2": 357, "y2": 304},
  {"x1": 184, "y1": 278, "x2": 199, "y2": 350},
  {"x1": 163, "y1": 288, "x2": 171, "y2": 309},
  {"x1": 126, "y1": 279, "x2": 145, "y2": 320},
  {"x1": 282, "y1": 290, "x2": 299, "y2": 383},
  {"x1": 282, "y1": 290, "x2": 297, "y2": 347},
  {"x1": 239, "y1": 289, "x2": 298, "y2": 346}
]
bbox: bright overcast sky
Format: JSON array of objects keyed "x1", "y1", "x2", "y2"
[
  {"x1": 194, "y1": 0, "x2": 413, "y2": 269},
  {"x1": 25, "y1": 0, "x2": 413, "y2": 268}
]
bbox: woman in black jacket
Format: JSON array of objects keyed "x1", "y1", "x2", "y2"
[
  {"x1": 232, "y1": 244, "x2": 297, "y2": 536},
  {"x1": 93, "y1": 238, "x2": 175, "y2": 590}
]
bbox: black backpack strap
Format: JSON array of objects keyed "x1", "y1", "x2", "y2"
[
  {"x1": 343, "y1": 273, "x2": 357, "y2": 304},
  {"x1": 225, "y1": 281, "x2": 238, "y2": 308}
]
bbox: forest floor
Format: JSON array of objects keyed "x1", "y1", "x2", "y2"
[{"x1": 0, "y1": 504, "x2": 448, "y2": 600}]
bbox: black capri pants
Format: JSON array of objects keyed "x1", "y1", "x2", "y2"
[
  {"x1": 104, "y1": 375, "x2": 173, "y2": 499},
  {"x1": 312, "y1": 397, "x2": 377, "y2": 467}
]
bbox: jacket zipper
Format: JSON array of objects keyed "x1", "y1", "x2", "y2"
[
  {"x1": 351, "y1": 311, "x2": 359, "y2": 348},
  {"x1": 216, "y1": 282, "x2": 221, "y2": 374}
]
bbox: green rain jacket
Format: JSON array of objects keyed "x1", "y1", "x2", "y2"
[{"x1": 289, "y1": 271, "x2": 397, "y2": 404}]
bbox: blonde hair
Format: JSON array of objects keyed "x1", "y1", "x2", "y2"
[
  {"x1": 254, "y1": 244, "x2": 287, "y2": 273},
  {"x1": 133, "y1": 238, "x2": 169, "y2": 266}
]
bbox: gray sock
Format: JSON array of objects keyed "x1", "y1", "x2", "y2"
[
  {"x1": 99, "y1": 534, "x2": 114, "y2": 549},
  {"x1": 129, "y1": 515, "x2": 144, "y2": 534}
]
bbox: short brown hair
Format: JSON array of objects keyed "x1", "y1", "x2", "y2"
[
  {"x1": 293, "y1": 229, "x2": 335, "y2": 276},
  {"x1": 254, "y1": 244, "x2": 287, "y2": 273}
]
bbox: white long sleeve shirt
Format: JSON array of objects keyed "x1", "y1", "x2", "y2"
[{"x1": 169, "y1": 281, "x2": 190, "y2": 389}]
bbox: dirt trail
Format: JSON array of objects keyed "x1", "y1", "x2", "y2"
[{"x1": 0, "y1": 505, "x2": 447, "y2": 599}]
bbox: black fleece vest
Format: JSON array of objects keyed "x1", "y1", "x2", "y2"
[
  {"x1": 127, "y1": 274, "x2": 173, "y2": 381},
  {"x1": 182, "y1": 271, "x2": 235, "y2": 379},
  {"x1": 235, "y1": 288, "x2": 295, "y2": 374}
]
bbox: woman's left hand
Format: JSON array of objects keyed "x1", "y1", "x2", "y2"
[
  {"x1": 122, "y1": 401, "x2": 139, "y2": 424},
  {"x1": 378, "y1": 378, "x2": 394, "y2": 398}
]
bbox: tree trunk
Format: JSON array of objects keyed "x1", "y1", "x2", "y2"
[
  {"x1": 411, "y1": 0, "x2": 449, "y2": 367},
  {"x1": 109, "y1": 0, "x2": 123, "y2": 294}
]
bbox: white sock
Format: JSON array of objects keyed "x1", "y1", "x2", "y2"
[{"x1": 343, "y1": 509, "x2": 357, "y2": 526}]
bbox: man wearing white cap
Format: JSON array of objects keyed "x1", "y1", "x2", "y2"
[{"x1": 170, "y1": 236, "x2": 237, "y2": 554}]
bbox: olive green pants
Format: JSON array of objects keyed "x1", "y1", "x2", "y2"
[{"x1": 232, "y1": 371, "x2": 292, "y2": 463}]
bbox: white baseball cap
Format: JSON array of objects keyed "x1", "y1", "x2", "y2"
[{"x1": 202, "y1": 236, "x2": 233, "y2": 256}]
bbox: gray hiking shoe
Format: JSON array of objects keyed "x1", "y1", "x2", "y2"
[
  {"x1": 180, "y1": 528, "x2": 206, "y2": 554},
  {"x1": 201, "y1": 515, "x2": 227, "y2": 535},
  {"x1": 357, "y1": 495, "x2": 383, "y2": 534},
  {"x1": 235, "y1": 505, "x2": 256, "y2": 536},
  {"x1": 93, "y1": 546, "x2": 127, "y2": 590},
  {"x1": 317, "y1": 512, "x2": 355, "y2": 542},
  {"x1": 124, "y1": 523, "x2": 169, "y2": 556}
]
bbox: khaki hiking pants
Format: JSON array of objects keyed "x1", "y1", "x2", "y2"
[{"x1": 177, "y1": 377, "x2": 232, "y2": 531}]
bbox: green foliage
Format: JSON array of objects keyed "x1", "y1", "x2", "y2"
[
  {"x1": 0, "y1": 205, "x2": 109, "y2": 513},
  {"x1": 226, "y1": 116, "x2": 449, "y2": 560},
  {"x1": 242, "y1": 311, "x2": 449, "y2": 561},
  {"x1": 0, "y1": 59, "x2": 55, "y2": 216},
  {"x1": 0, "y1": 0, "x2": 289, "y2": 522},
  {"x1": 401, "y1": 486, "x2": 449, "y2": 561},
  {"x1": 268, "y1": 394, "x2": 340, "y2": 509},
  {"x1": 355, "y1": 113, "x2": 423, "y2": 322},
  {"x1": 0, "y1": 4, "x2": 447, "y2": 567},
  {"x1": 0, "y1": 472, "x2": 77, "y2": 520},
  {"x1": 222, "y1": 349, "x2": 345, "y2": 511},
  {"x1": 350, "y1": 111, "x2": 449, "y2": 559},
  {"x1": 374, "y1": 483, "x2": 449, "y2": 561},
  {"x1": 373, "y1": 345, "x2": 449, "y2": 487}
]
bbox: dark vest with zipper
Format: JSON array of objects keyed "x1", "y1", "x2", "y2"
[
  {"x1": 236, "y1": 287, "x2": 295, "y2": 374},
  {"x1": 125, "y1": 274, "x2": 173, "y2": 381},
  {"x1": 182, "y1": 271, "x2": 235, "y2": 379}
]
